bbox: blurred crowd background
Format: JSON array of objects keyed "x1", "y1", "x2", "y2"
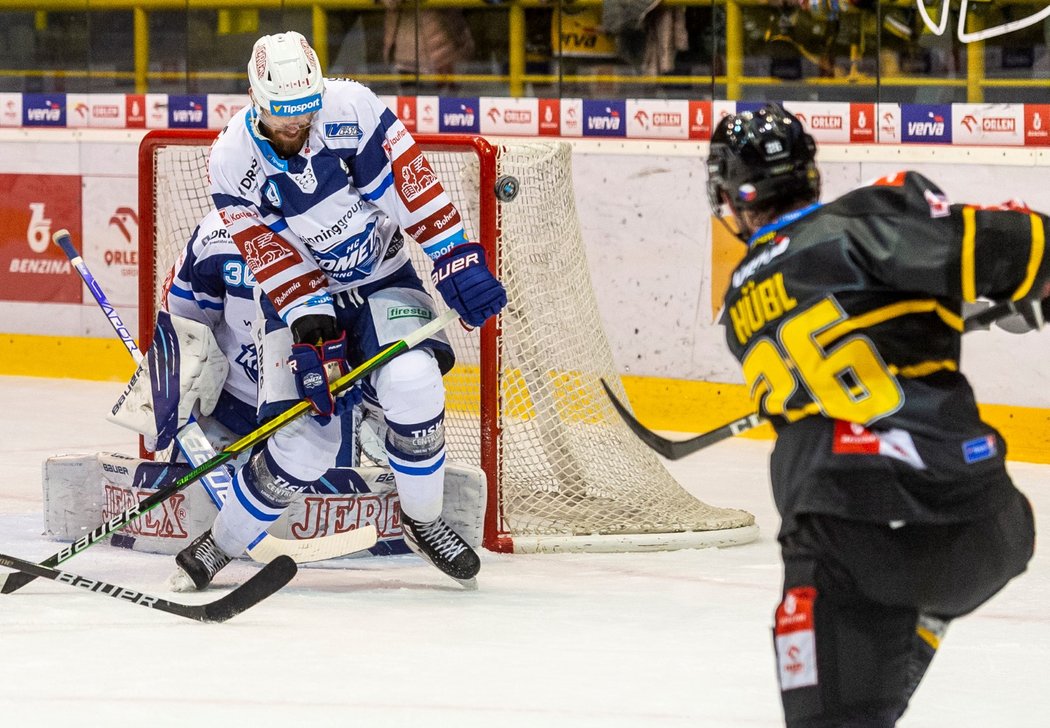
[{"x1": 0, "y1": 0, "x2": 1048, "y2": 103}]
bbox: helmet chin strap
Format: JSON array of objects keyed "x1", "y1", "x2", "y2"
[{"x1": 715, "y1": 196, "x2": 751, "y2": 242}]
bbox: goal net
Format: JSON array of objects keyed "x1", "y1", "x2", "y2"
[{"x1": 138, "y1": 130, "x2": 758, "y2": 553}]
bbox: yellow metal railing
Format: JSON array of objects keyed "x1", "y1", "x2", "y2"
[{"x1": 4, "y1": 0, "x2": 1050, "y2": 101}]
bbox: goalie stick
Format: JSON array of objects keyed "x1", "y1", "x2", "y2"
[
  {"x1": 602, "y1": 299, "x2": 1022, "y2": 461},
  {"x1": 51, "y1": 229, "x2": 379, "y2": 565},
  {"x1": 0, "y1": 292, "x2": 461, "y2": 594},
  {"x1": 0, "y1": 552, "x2": 296, "y2": 623}
]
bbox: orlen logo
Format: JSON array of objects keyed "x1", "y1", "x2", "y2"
[
  {"x1": 108, "y1": 206, "x2": 139, "y2": 248},
  {"x1": 808, "y1": 115, "x2": 842, "y2": 130},
  {"x1": 635, "y1": 110, "x2": 682, "y2": 129},
  {"x1": 92, "y1": 104, "x2": 120, "y2": 119},
  {"x1": 501, "y1": 109, "x2": 532, "y2": 124},
  {"x1": 651, "y1": 112, "x2": 681, "y2": 127},
  {"x1": 443, "y1": 104, "x2": 476, "y2": 128}
]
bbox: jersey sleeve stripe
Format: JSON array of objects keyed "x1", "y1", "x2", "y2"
[
  {"x1": 961, "y1": 207, "x2": 977, "y2": 302},
  {"x1": 361, "y1": 173, "x2": 394, "y2": 201},
  {"x1": 1011, "y1": 213, "x2": 1045, "y2": 301},
  {"x1": 168, "y1": 285, "x2": 195, "y2": 302}
]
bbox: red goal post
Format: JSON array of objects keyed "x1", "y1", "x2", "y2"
[{"x1": 138, "y1": 129, "x2": 758, "y2": 553}]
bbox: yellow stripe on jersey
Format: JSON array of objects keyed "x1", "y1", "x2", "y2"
[
  {"x1": 961, "y1": 207, "x2": 977, "y2": 302},
  {"x1": 814, "y1": 299, "x2": 962, "y2": 348},
  {"x1": 1011, "y1": 213, "x2": 1045, "y2": 301},
  {"x1": 917, "y1": 625, "x2": 942, "y2": 650},
  {"x1": 891, "y1": 360, "x2": 959, "y2": 378}
]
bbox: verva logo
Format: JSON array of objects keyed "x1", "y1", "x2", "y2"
[
  {"x1": 688, "y1": 101, "x2": 712, "y2": 140},
  {"x1": 1024, "y1": 105, "x2": 1050, "y2": 145},
  {"x1": 901, "y1": 105, "x2": 952, "y2": 144},
  {"x1": 582, "y1": 99, "x2": 626, "y2": 137},
  {"x1": 438, "y1": 97, "x2": 480, "y2": 132},
  {"x1": 168, "y1": 95, "x2": 207, "y2": 128},
  {"x1": 850, "y1": 103, "x2": 875, "y2": 142},
  {"x1": 23, "y1": 95, "x2": 66, "y2": 127}
]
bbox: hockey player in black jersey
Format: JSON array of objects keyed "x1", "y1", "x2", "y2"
[{"x1": 708, "y1": 104, "x2": 1039, "y2": 727}]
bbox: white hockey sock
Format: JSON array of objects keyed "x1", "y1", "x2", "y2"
[
  {"x1": 211, "y1": 450, "x2": 297, "y2": 556},
  {"x1": 373, "y1": 349, "x2": 446, "y2": 523}
]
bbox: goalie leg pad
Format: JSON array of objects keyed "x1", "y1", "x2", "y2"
[
  {"x1": 107, "y1": 311, "x2": 229, "y2": 451},
  {"x1": 372, "y1": 348, "x2": 446, "y2": 522}
]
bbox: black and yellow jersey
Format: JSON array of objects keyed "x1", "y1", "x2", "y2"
[{"x1": 719, "y1": 171, "x2": 1048, "y2": 536}]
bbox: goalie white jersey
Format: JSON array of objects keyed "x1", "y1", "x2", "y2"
[
  {"x1": 208, "y1": 78, "x2": 469, "y2": 327},
  {"x1": 164, "y1": 209, "x2": 259, "y2": 409}
]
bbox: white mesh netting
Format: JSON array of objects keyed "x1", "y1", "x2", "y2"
[{"x1": 142, "y1": 133, "x2": 757, "y2": 552}]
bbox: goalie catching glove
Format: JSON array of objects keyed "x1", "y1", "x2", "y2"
[
  {"x1": 431, "y1": 243, "x2": 507, "y2": 328},
  {"x1": 288, "y1": 314, "x2": 356, "y2": 423}
]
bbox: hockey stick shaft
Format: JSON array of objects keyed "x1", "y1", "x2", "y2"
[
  {"x1": 51, "y1": 229, "x2": 378, "y2": 564},
  {"x1": 0, "y1": 552, "x2": 295, "y2": 623},
  {"x1": 604, "y1": 299, "x2": 1021, "y2": 460},
  {"x1": 1, "y1": 304, "x2": 460, "y2": 593},
  {"x1": 53, "y1": 230, "x2": 142, "y2": 359}
]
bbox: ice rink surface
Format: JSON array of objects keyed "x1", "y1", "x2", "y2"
[{"x1": 0, "y1": 375, "x2": 1047, "y2": 727}]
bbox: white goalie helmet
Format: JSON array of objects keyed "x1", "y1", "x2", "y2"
[{"x1": 247, "y1": 31, "x2": 324, "y2": 118}]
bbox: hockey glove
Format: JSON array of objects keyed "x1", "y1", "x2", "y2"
[
  {"x1": 431, "y1": 243, "x2": 507, "y2": 328},
  {"x1": 288, "y1": 315, "x2": 351, "y2": 422}
]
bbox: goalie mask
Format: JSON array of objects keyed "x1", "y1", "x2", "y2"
[
  {"x1": 248, "y1": 31, "x2": 324, "y2": 136},
  {"x1": 707, "y1": 103, "x2": 820, "y2": 238}
]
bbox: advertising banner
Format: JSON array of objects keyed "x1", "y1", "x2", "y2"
[{"x1": 0, "y1": 174, "x2": 82, "y2": 303}]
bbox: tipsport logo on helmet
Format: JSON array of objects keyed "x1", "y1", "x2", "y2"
[{"x1": 269, "y1": 94, "x2": 322, "y2": 117}]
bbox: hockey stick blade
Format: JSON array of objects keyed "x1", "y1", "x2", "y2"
[
  {"x1": 247, "y1": 523, "x2": 379, "y2": 564},
  {"x1": 602, "y1": 301, "x2": 1025, "y2": 461},
  {"x1": 600, "y1": 379, "x2": 765, "y2": 461},
  {"x1": 0, "y1": 307, "x2": 461, "y2": 595},
  {"x1": 0, "y1": 553, "x2": 296, "y2": 623}
]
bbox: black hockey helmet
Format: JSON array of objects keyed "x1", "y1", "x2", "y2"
[{"x1": 707, "y1": 103, "x2": 820, "y2": 216}]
